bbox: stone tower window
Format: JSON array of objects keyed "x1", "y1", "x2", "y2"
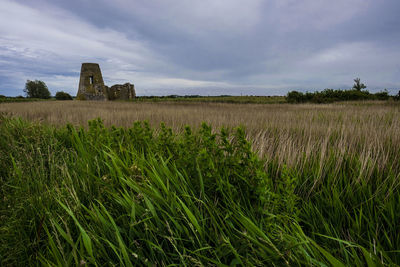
[{"x1": 89, "y1": 76, "x2": 94, "y2": 84}]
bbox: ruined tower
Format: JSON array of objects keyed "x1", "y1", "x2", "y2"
[
  {"x1": 76, "y1": 63, "x2": 136, "y2": 101},
  {"x1": 77, "y1": 63, "x2": 107, "y2": 100}
]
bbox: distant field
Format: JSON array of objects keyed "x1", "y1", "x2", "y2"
[
  {"x1": 136, "y1": 95, "x2": 286, "y2": 104},
  {"x1": 0, "y1": 97, "x2": 50, "y2": 103},
  {"x1": 0, "y1": 95, "x2": 286, "y2": 104},
  {"x1": 1, "y1": 100, "x2": 400, "y2": 265}
]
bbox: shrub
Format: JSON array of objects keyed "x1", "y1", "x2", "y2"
[
  {"x1": 286, "y1": 91, "x2": 306, "y2": 103},
  {"x1": 374, "y1": 89, "x2": 389, "y2": 100},
  {"x1": 55, "y1": 91, "x2": 73, "y2": 100},
  {"x1": 286, "y1": 88, "x2": 390, "y2": 103}
]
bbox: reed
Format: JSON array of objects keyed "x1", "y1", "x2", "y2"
[{"x1": 1, "y1": 100, "x2": 399, "y2": 265}]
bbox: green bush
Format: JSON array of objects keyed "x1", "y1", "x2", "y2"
[
  {"x1": 286, "y1": 88, "x2": 391, "y2": 103},
  {"x1": 374, "y1": 89, "x2": 389, "y2": 100},
  {"x1": 55, "y1": 91, "x2": 73, "y2": 100}
]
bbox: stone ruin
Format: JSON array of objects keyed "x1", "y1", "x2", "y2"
[{"x1": 76, "y1": 63, "x2": 136, "y2": 101}]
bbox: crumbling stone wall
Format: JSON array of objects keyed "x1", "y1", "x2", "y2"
[
  {"x1": 76, "y1": 63, "x2": 135, "y2": 101},
  {"x1": 107, "y1": 83, "x2": 136, "y2": 100},
  {"x1": 77, "y1": 63, "x2": 107, "y2": 100}
]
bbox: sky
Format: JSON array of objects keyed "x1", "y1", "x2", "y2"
[{"x1": 0, "y1": 0, "x2": 399, "y2": 96}]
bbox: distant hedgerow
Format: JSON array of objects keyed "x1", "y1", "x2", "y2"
[{"x1": 286, "y1": 88, "x2": 390, "y2": 103}]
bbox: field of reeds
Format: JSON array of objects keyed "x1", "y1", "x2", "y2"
[{"x1": 1, "y1": 100, "x2": 400, "y2": 265}]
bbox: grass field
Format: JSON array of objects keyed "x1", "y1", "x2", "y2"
[{"x1": 1, "y1": 100, "x2": 400, "y2": 265}]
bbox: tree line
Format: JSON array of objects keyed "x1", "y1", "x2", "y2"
[
  {"x1": 287, "y1": 78, "x2": 399, "y2": 103},
  {"x1": 6, "y1": 78, "x2": 399, "y2": 103},
  {"x1": 23, "y1": 80, "x2": 73, "y2": 100}
]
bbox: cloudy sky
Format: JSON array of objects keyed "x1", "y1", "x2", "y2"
[{"x1": 0, "y1": 0, "x2": 399, "y2": 96}]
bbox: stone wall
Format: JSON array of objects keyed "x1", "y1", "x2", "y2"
[
  {"x1": 77, "y1": 63, "x2": 107, "y2": 100},
  {"x1": 107, "y1": 83, "x2": 136, "y2": 100},
  {"x1": 76, "y1": 63, "x2": 135, "y2": 101}
]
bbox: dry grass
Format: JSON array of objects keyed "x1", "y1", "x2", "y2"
[{"x1": 1, "y1": 100, "x2": 400, "y2": 179}]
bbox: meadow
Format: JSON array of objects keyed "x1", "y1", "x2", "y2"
[{"x1": 1, "y1": 100, "x2": 400, "y2": 265}]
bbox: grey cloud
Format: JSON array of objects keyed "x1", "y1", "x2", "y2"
[{"x1": 1, "y1": 0, "x2": 400, "y2": 96}]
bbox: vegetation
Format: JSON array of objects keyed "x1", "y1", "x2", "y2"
[
  {"x1": 1, "y1": 101, "x2": 400, "y2": 265},
  {"x1": 352, "y1": 78, "x2": 367, "y2": 91},
  {"x1": 136, "y1": 95, "x2": 285, "y2": 104},
  {"x1": 55, "y1": 91, "x2": 73, "y2": 100},
  {"x1": 0, "y1": 96, "x2": 49, "y2": 103},
  {"x1": 394, "y1": 90, "x2": 400, "y2": 101},
  {"x1": 286, "y1": 78, "x2": 395, "y2": 103},
  {"x1": 23, "y1": 80, "x2": 51, "y2": 99},
  {"x1": 286, "y1": 88, "x2": 390, "y2": 103}
]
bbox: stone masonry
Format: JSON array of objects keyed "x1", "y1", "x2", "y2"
[
  {"x1": 107, "y1": 83, "x2": 136, "y2": 100},
  {"x1": 76, "y1": 63, "x2": 135, "y2": 101}
]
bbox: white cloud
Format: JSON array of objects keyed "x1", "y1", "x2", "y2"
[{"x1": 0, "y1": 1, "x2": 157, "y2": 67}]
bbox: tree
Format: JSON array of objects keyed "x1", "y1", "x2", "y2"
[
  {"x1": 352, "y1": 78, "x2": 366, "y2": 91},
  {"x1": 55, "y1": 91, "x2": 73, "y2": 100},
  {"x1": 23, "y1": 80, "x2": 51, "y2": 99}
]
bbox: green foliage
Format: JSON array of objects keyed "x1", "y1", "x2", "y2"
[
  {"x1": 286, "y1": 88, "x2": 390, "y2": 103},
  {"x1": 0, "y1": 116, "x2": 399, "y2": 265},
  {"x1": 0, "y1": 117, "x2": 299, "y2": 265},
  {"x1": 374, "y1": 89, "x2": 389, "y2": 100},
  {"x1": 55, "y1": 91, "x2": 73, "y2": 100},
  {"x1": 23, "y1": 80, "x2": 51, "y2": 99}
]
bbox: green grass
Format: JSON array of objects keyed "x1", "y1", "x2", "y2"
[{"x1": 0, "y1": 115, "x2": 399, "y2": 266}]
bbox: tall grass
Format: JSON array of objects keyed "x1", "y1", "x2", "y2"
[
  {"x1": 0, "y1": 117, "x2": 312, "y2": 265},
  {"x1": 1, "y1": 101, "x2": 400, "y2": 265}
]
